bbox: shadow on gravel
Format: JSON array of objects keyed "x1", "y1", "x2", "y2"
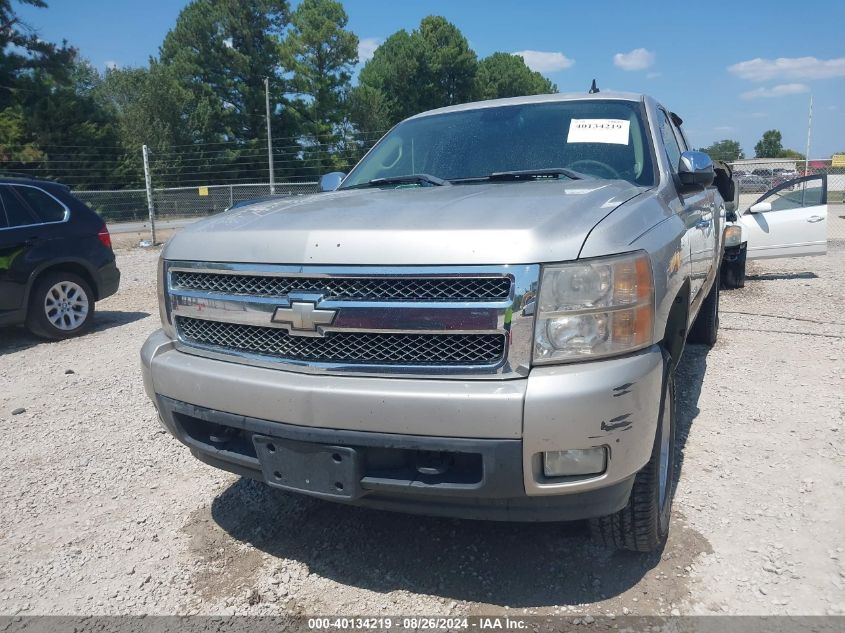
[
  {"x1": 673, "y1": 344, "x2": 709, "y2": 497},
  {"x1": 0, "y1": 310, "x2": 149, "y2": 354},
  {"x1": 745, "y1": 271, "x2": 818, "y2": 281},
  {"x1": 204, "y1": 345, "x2": 711, "y2": 608}
]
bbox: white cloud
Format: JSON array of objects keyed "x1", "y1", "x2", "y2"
[
  {"x1": 223, "y1": 37, "x2": 233, "y2": 49},
  {"x1": 714, "y1": 125, "x2": 735, "y2": 132},
  {"x1": 104, "y1": 60, "x2": 118, "y2": 70},
  {"x1": 512, "y1": 50, "x2": 575, "y2": 73},
  {"x1": 728, "y1": 56, "x2": 845, "y2": 82},
  {"x1": 613, "y1": 48, "x2": 655, "y2": 71},
  {"x1": 740, "y1": 83, "x2": 810, "y2": 100},
  {"x1": 357, "y1": 37, "x2": 381, "y2": 64},
  {"x1": 646, "y1": 71, "x2": 661, "y2": 79}
]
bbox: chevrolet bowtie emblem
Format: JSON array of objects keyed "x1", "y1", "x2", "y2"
[{"x1": 271, "y1": 301, "x2": 337, "y2": 336}]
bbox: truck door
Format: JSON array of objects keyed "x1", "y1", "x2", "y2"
[
  {"x1": 656, "y1": 109, "x2": 708, "y2": 300},
  {"x1": 670, "y1": 115, "x2": 718, "y2": 293},
  {"x1": 741, "y1": 174, "x2": 827, "y2": 259}
]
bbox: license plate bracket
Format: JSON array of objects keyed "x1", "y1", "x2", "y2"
[{"x1": 252, "y1": 435, "x2": 361, "y2": 500}]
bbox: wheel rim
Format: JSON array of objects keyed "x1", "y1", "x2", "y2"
[
  {"x1": 44, "y1": 281, "x2": 89, "y2": 331},
  {"x1": 657, "y1": 388, "x2": 672, "y2": 510}
]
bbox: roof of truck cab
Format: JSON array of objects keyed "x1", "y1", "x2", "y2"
[{"x1": 407, "y1": 91, "x2": 646, "y2": 120}]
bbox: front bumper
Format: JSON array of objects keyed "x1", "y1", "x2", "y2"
[{"x1": 141, "y1": 329, "x2": 664, "y2": 520}]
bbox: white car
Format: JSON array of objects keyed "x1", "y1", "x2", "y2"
[{"x1": 722, "y1": 174, "x2": 828, "y2": 288}]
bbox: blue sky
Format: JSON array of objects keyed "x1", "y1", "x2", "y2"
[{"x1": 19, "y1": 0, "x2": 845, "y2": 158}]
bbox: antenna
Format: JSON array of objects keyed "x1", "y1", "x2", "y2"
[{"x1": 588, "y1": 79, "x2": 600, "y2": 94}]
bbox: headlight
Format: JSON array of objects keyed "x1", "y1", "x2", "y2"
[
  {"x1": 724, "y1": 225, "x2": 742, "y2": 248},
  {"x1": 533, "y1": 251, "x2": 654, "y2": 364},
  {"x1": 157, "y1": 257, "x2": 175, "y2": 338}
]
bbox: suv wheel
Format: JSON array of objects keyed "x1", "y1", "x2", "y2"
[
  {"x1": 687, "y1": 276, "x2": 720, "y2": 346},
  {"x1": 589, "y1": 351, "x2": 676, "y2": 552},
  {"x1": 26, "y1": 272, "x2": 95, "y2": 340}
]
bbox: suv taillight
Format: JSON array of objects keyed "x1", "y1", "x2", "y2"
[{"x1": 97, "y1": 225, "x2": 112, "y2": 249}]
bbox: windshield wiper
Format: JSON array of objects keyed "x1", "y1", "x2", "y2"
[
  {"x1": 451, "y1": 168, "x2": 586, "y2": 184},
  {"x1": 489, "y1": 168, "x2": 585, "y2": 181},
  {"x1": 344, "y1": 173, "x2": 449, "y2": 189}
]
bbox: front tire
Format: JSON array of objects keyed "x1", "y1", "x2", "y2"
[
  {"x1": 589, "y1": 352, "x2": 676, "y2": 552},
  {"x1": 687, "y1": 274, "x2": 720, "y2": 346},
  {"x1": 26, "y1": 272, "x2": 95, "y2": 340}
]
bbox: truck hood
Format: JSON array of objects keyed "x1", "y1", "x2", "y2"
[{"x1": 163, "y1": 180, "x2": 646, "y2": 265}]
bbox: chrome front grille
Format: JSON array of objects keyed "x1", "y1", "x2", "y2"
[
  {"x1": 166, "y1": 262, "x2": 539, "y2": 378},
  {"x1": 177, "y1": 317, "x2": 506, "y2": 366},
  {"x1": 171, "y1": 270, "x2": 512, "y2": 302}
]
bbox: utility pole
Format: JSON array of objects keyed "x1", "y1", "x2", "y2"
[
  {"x1": 804, "y1": 94, "x2": 813, "y2": 176},
  {"x1": 264, "y1": 76, "x2": 275, "y2": 194},
  {"x1": 142, "y1": 144, "x2": 156, "y2": 246}
]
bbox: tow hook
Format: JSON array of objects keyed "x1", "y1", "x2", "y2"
[{"x1": 415, "y1": 451, "x2": 453, "y2": 476}]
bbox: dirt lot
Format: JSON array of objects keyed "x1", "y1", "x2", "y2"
[{"x1": 1, "y1": 243, "x2": 843, "y2": 618}]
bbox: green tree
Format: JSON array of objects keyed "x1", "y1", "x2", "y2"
[
  {"x1": 0, "y1": 0, "x2": 75, "y2": 110},
  {"x1": 0, "y1": 0, "x2": 125, "y2": 189},
  {"x1": 357, "y1": 29, "x2": 424, "y2": 124},
  {"x1": 160, "y1": 0, "x2": 290, "y2": 144},
  {"x1": 357, "y1": 16, "x2": 477, "y2": 125},
  {"x1": 95, "y1": 63, "x2": 196, "y2": 184},
  {"x1": 96, "y1": 64, "x2": 190, "y2": 154},
  {"x1": 700, "y1": 139, "x2": 744, "y2": 162},
  {"x1": 779, "y1": 148, "x2": 805, "y2": 160},
  {"x1": 335, "y1": 84, "x2": 391, "y2": 168},
  {"x1": 754, "y1": 129, "x2": 784, "y2": 158},
  {"x1": 18, "y1": 56, "x2": 125, "y2": 188},
  {"x1": 418, "y1": 16, "x2": 477, "y2": 109},
  {"x1": 475, "y1": 52, "x2": 556, "y2": 100},
  {"x1": 284, "y1": 0, "x2": 358, "y2": 174},
  {"x1": 753, "y1": 130, "x2": 808, "y2": 160},
  {"x1": 0, "y1": 106, "x2": 44, "y2": 162}
]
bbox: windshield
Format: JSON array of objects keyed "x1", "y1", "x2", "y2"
[{"x1": 341, "y1": 100, "x2": 656, "y2": 188}]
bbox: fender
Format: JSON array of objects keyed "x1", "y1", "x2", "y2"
[{"x1": 23, "y1": 256, "x2": 101, "y2": 306}]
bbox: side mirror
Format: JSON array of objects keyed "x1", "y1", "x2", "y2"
[
  {"x1": 319, "y1": 171, "x2": 346, "y2": 192},
  {"x1": 748, "y1": 201, "x2": 772, "y2": 214},
  {"x1": 678, "y1": 151, "x2": 714, "y2": 188}
]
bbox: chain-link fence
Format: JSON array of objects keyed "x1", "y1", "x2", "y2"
[
  {"x1": 74, "y1": 182, "x2": 319, "y2": 224},
  {"x1": 73, "y1": 159, "x2": 845, "y2": 242},
  {"x1": 728, "y1": 158, "x2": 845, "y2": 240}
]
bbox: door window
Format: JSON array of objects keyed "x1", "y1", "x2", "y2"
[
  {"x1": 13, "y1": 185, "x2": 67, "y2": 223},
  {"x1": 0, "y1": 186, "x2": 37, "y2": 228},
  {"x1": 756, "y1": 175, "x2": 827, "y2": 212},
  {"x1": 656, "y1": 109, "x2": 682, "y2": 173}
]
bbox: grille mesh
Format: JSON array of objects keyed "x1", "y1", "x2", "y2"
[
  {"x1": 171, "y1": 271, "x2": 511, "y2": 302},
  {"x1": 177, "y1": 317, "x2": 506, "y2": 366}
]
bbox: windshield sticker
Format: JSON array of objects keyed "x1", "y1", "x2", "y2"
[{"x1": 567, "y1": 119, "x2": 630, "y2": 145}]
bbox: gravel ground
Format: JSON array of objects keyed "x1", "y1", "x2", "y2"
[{"x1": 0, "y1": 243, "x2": 843, "y2": 618}]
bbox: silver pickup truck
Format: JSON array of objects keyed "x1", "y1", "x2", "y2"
[{"x1": 141, "y1": 92, "x2": 729, "y2": 552}]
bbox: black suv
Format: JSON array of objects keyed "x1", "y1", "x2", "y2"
[{"x1": 0, "y1": 177, "x2": 120, "y2": 339}]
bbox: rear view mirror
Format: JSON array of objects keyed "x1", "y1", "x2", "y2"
[
  {"x1": 678, "y1": 151, "x2": 715, "y2": 188},
  {"x1": 748, "y1": 201, "x2": 772, "y2": 214},
  {"x1": 319, "y1": 172, "x2": 346, "y2": 192}
]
